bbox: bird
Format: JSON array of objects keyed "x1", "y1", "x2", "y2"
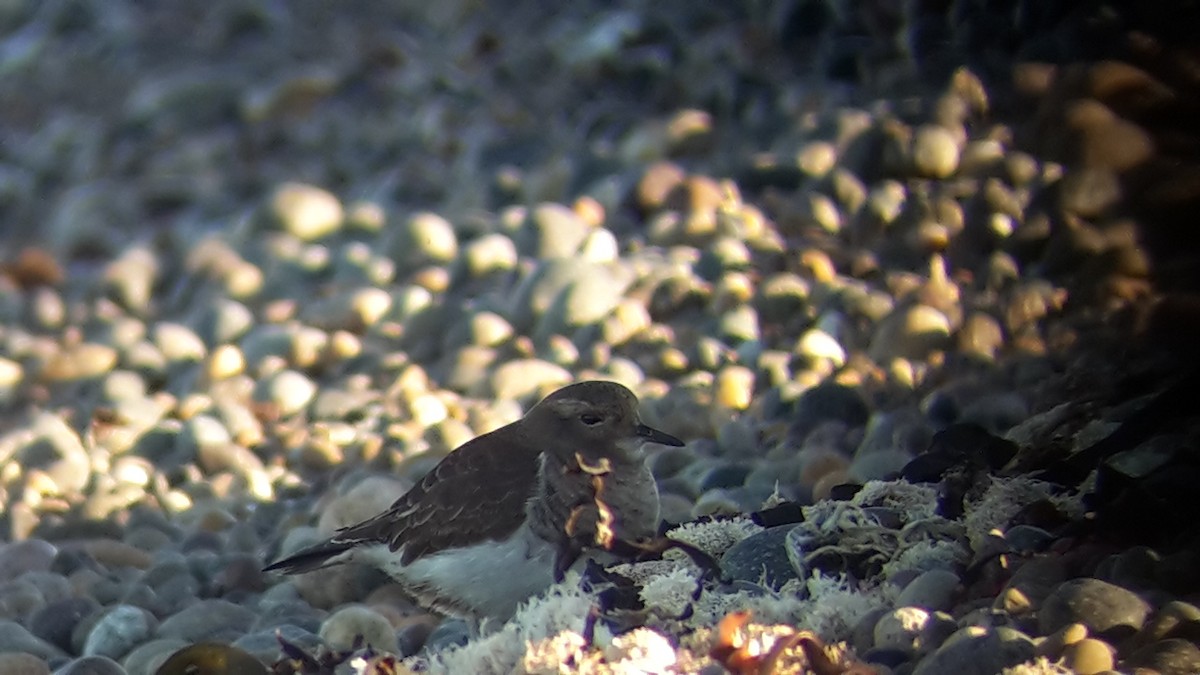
[{"x1": 264, "y1": 380, "x2": 684, "y2": 621}]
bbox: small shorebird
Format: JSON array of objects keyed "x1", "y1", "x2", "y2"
[{"x1": 264, "y1": 380, "x2": 683, "y2": 620}]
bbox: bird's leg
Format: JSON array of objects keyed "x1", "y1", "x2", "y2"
[{"x1": 605, "y1": 536, "x2": 727, "y2": 583}]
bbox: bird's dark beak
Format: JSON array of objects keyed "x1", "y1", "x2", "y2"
[{"x1": 637, "y1": 423, "x2": 684, "y2": 447}]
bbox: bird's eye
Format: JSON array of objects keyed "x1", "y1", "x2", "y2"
[{"x1": 579, "y1": 413, "x2": 603, "y2": 426}]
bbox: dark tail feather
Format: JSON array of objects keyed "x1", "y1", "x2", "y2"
[{"x1": 263, "y1": 539, "x2": 356, "y2": 574}]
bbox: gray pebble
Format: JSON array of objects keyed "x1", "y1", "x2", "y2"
[
  {"x1": 874, "y1": 606, "x2": 931, "y2": 653},
  {"x1": 720, "y1": 524, "x2": 800, "y2": 590},
  {"x1": 897, "y1": 569, "x2": 961, "y2": 612},
  {"x1": 54, "y1": 655, "x2": 127, "y2": 675},
  {"x1": 83, "y1": 605, "x2": 155, "y2": 660},
  {"x1": 233, "y1": 625, "x2": 321, "y2": 665},
  {"x1": 253, "y1": 600, "x2": 325, "y2": 634},
  {"x1": 912, "y1": 626, "x2": 1035, "y2": 675},
  {"x1": 1039, "y1": 577, "x2": 1151, "y2": 641},
  {"x1": 0, "y1": 620, "x2": 68, "y2": 661},
  {"x1": 790, "y1": 383, "x2": 869, "y2": 440},
  {"x1": 1127, "y1": 637, "x2": 1200, "y2": 675},
  {"x1": 0, "y1": 580, "x2": 44, "y2": 622},
  {"x1": 0, "y1": 652, "x2": 51, "y2": 675},
  {"x1": 30, "y1": 597, "x2": 100, "y2": 652},
  {"x1": 155, "y1": 599, "x2": 256, "y2": 643},
  {"x1": 119, "y1": 639, "x2": 188, "y2": 675}
]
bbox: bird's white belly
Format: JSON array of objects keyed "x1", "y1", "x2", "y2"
[{"x1": 361, "y1": 524, "x2": 557, "y2": 620}]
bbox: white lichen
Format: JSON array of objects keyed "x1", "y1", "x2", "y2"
[
  {"x1": 882, "y1": 539, "x2": 969, "y2": 581},
  {"x1": 851, "y1": 480, "x2": 939, "y2": 521},
  {"x1": 638, "y1": 566, "x2": 699, "y2": 618},
  {"x1": 426, "y1": 578, "x2": 594, "y2": 674},
  {"x1": 602, "y1": 627, "x2": 677, "y2": 673},
  {"x1": 963, "y1": 476, "x2": 1083, "y2": 550},
  {"x1": 666, "y1": 516, "x2": 762, "y2": 557},
  {"x1": 801, "y1": 500, "x2": 880, "y2": 535}
]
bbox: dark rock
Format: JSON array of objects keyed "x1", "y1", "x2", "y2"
[
  {"x1": 1127, "y1": 638, "x2": 1200, "y2": 675},
  {"x1": 912, "y1": 626, "x2": 1035, "y2": 675},
  {"x1": 29, "y1": 597, "x2": 100, "y2": 652},
  {"x1": 1038, "y1": 577, "x2": 1151, "y2": 641},
  {"x1": 720, "y1": 525, "x2": 801, "y2": 590},
  {"x1": 790, "y1": 383, "x2": 869, "y2": 441}
]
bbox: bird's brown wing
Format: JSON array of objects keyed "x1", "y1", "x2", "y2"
[{"x1": 328, "y1": 422, "x2": 543, "y2": 564}]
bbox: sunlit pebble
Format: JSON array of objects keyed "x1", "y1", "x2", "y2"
[
  {"x1": 412, "y1": 266, "x2": 448, "y2": 294},
  {"x1": 329, "y1": 330, "x2": 362, "y2": 360},
  {"x1": 572, "y1": 195, "x2": 605, "y2": 228},
  {"x1": 798, "y1": 249, "x2": 835, "y2": 283},
  {"x1": 714, "y1": 365, "x2": 755, "y2": 411},
  {"x1": 989, "y1": 213, "x2": 1015, "y2": 238},
  {"x1": 207, "y1": 345, "x2": 246, "y2": 380}
]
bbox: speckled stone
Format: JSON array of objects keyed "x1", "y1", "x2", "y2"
[{"x1": 1038, "y1": 578, "x2": 1151, "y2": 641}]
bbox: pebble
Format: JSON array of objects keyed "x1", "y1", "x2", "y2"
[
  {"x1": 1038, "y1": 577, "x2": 1152, "y2": 641},
  {"x1": 911, "y1": 626, "x2": 1035, "y2": 675},
  {"x1": 720, "y1": 525, "x2": 800, "y2": 590},
  {"x1": 29, "y1": 597, "x2": 100, "y2": 652},
  {"x1": 0, "y1": 653, "x2": 51, "y2": 675},
  {"x1": 319, "y1": 605, "x2": 398, "y2": 653},
  {"x1": 874, "y1": 606, "x2": 931, "y2": 653},
  {"x1": 155, "y1": 599, "x2": 256, "y2": 643},
  {"x1": 120, "y1": 639, "x2": 188, "y2": 675},
  {"x1": 911, "y1": 125, "x2": 961, "y2": 178},
  {"x1": 253, "y1": 369, "x2": 317, "y2": 416},
  {"x1": 868, "y1": 304, "x2": 951, "y2": 363},
  {"x1": 270, "y1": 183, "x2": 343, "y2": 241},
  {"x1": 0, "y1": 620, "x2": 67, "y2": 661},
  {"x1": 896, "y1": 569, "x2": 961, "y2": 612},
  {"x1": 54, "y1": 656, "x2": 126, "y2": 675}
]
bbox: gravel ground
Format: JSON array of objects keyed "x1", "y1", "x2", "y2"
[{"x1": 1, "y1": 2, "x2": 1199, "y2": 674}]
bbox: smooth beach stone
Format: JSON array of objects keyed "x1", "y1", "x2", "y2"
[
  {"x1": 1038, "y1": 578, "x2": 1151, "y2": 641},
  {"x1": 0, "y1": 620, "x2": 68, "y2": 661},
  {"x1": 233, "y1": 626, "x2": 321, "y2": 665},
  {"x1": 270, "y1": 182, "x2": 343, "y2": 240},
  {"x1": 874, "y1": 606, "x2": 931, "y2": 653},
  {"x1": 54, "y1": 655, "x2": 127, "y2": 675},
  {"x1": 119, "y1": 639, "x2": 188, "y2": 675},
  {"x1": 897, "y1": 569, "x2": 961, "y2": 612},
  {"x1": 318, "y1": 605, "x2": 398, "y2": 653},
  {"x1": 84, "y1": 605, "x2": 156, "y2": 660},
  {"x1": 1127, "y1": 638, "x2": 1200, "y2": 675},
  {"x1": 30, "y1": 597, "x2": 100, "y2": 652},
  {"x1": 720, "y1": 525, "x2": 801, "y2": 590},
  {"x1": 0, "y1": 652, "x2": 51, "y2": 675},
  {"x1": 154, "y1": 599, "x2": 255, "y2": 643},
  {"x1": 912, "y1": 626, "x2": 1035, "y2": 675}
]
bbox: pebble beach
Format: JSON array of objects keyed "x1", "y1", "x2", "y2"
[{"x1": 1, "y1": 2, "x2": 1199, "y2": 674}]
